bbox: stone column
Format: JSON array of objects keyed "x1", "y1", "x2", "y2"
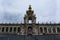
[
  {"x1": 51, "y1": 27, "x2": 53, "y2": 33},
  {"x1": 0, "y1": 27, "x2": 2, "y2": 32},
  {"x1": 8, "y1": 27, "x2": 10, "y2": 32},
  {"x1": 47, "y1": 28, "x2": 49, "y2": 33},
  {"x1": 56, "y1": 27, "x2": 57, "y2": 33},
  {"x1": 38, "y1": 27, "x2": 40, "y2": 34},
  {"x1": 43, "y1": 27, "x2": 44, "y2": 33},
  {"x1": 1, "y1": 27, "x2": 2, "y2": 33},
  {"x1": 16, "y1": 27, "x2": 18, "y2": 33},
  {"x1": 4, "y1": 27, "x2": 6, "y2": 32},
  {"x1": 21, "y1": 28, "x2": 24, "y2": 35},
  {"x1": 12, "y1": 27, "x2": 14, "y2": 33}
]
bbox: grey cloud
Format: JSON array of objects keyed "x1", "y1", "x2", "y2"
[
  {"x1": 0, "y1": 0, "x2": 60, "y2": 23},
  {"x1": 0, "y1": 12, "x2": 23, "y2": 23}
]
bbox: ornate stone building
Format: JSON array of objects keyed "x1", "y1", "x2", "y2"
[{"x1": 0, "y1": 5, "x2": 60, "y2": 36}]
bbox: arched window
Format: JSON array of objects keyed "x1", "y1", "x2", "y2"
[
  {"x1": 57, "y1": 27, "x2": 60, "y2": 33},
  {"x1": 40, "y1": 27, "x2": 43, "y2": 33},
  {"x1": 53, "y1": 27, "x2": 56, "y2": 33},
  {"x1": 44, "y1": 27, "x2": 47, "y2": 33},
  {"x1": 10, "y1": 27, "x2": 12, "y2": 32},
  {"x1": 48, "y1": 27, "x2": 51, "y2": 33},
  {"x1": 28, "y1": 20, "x2": 32, "y2": 24},
  {"x1": 28, "y1": 27, "x2": 32, "y2": 31},
  {"x1": 2, "y1": 27, "x2": 4, "y2": 32},
  {"x1": 0, "y1": 27, "x2": 1, "y2": 30},
  {"x1": 14, "y1": 27, "x2": 16, "y2": 32},
  {"x1": 28, "y1": 26, "x2": 32, "y2": 35},
  {"x1": 6, "y1": 27, "x2": 8, "y2": 32},
  {"x1": 18, "y1": 27, "x2": 20, "y2": 32},
  {"x1": 0, "y1": 27, "x2": 1, "y2": 32}
]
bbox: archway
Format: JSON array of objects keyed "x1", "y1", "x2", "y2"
[{"x1": 27, "y1": 26, "x2": 33, "y2": 36}]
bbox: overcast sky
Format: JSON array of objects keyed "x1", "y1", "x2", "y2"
[{"x1": 0, "y1": 0, "x2": 60, "y2": 23}]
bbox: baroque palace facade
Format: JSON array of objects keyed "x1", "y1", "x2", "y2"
[{"x1": 0, "y1": 5, "x2": 60, "y2": 36}]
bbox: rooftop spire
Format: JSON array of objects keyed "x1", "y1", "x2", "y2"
[{"x1": 28, "y1": 5, "x2": 32, "y2": 10}]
